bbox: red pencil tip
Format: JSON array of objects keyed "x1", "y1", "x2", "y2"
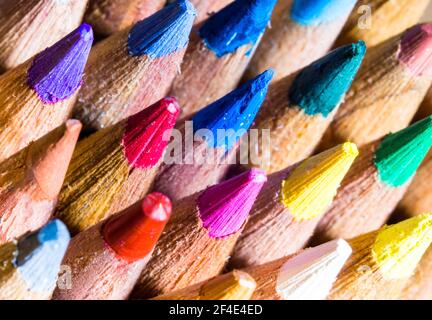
[
  {"x1": 399, "y1": 23, "x2": 432, "y2": 77},
  {"x1": 122, "y1": 97, "x2": 180, "y2": 169},
  {"x1": 102, "y1": 192, "x2": 172, "y2": 263}
]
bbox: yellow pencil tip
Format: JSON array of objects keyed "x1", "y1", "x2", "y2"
[
  {"x1": 280, "y1": 142, "x2": 359, "y2": 221},
  {"x1": 342, "y1": 142, "x2": 359, "y2": 157},
  {"x1": 200, "y1": 270, "x2": 257, "y2": 300},
  {"x1": 372, "y1": 214, "x2": 432, "y2": 280}
]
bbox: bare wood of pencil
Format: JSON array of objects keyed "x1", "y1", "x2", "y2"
[
  {"x1": 73, "y1": 0, "x2": 196, "y2": 132},
  {"x1": 312, "y1": 116, "x2": 432, "y2": 244},
  {"x1": 334, "y1": 0, "x2": 430, "y2": 48},
  {"x1": 130, "y1": 169, "x2": 267, "y2": 299},
  {"x1": 84, "y1": 0, "x2": 165, "y2": 36},
  {"x1": 319, "y1": 23, "x2": 432, "y2": 150},
  {"x1": 0, "y1": 24, "x2": 92, "y2": 162},
  {"x1": 0, "y1": 0, "x2": 88, "y2": 71},
  {"x1": 0, "y1": 120, "x2": 81, "y2": 245},
  {"x1": 244, "y1": 0, "x2": 356, "y2": 82}
]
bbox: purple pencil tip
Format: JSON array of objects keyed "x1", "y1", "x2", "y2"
[
  {"x1": 27, "y1": 23, "x2": 94, "y2": 104},
  {"x1": 198, "y1": 169, "x2": 267, "y2": 238}
]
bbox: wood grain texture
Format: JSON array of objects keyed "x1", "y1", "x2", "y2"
[
  {"x1": 0, "y1": 0, "x2": 87, "y2": 71},
  {"x1": 85, "y1": 0, "x2": 165, "y2": 36}
]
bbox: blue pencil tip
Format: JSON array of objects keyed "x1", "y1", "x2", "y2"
[
  {"x1": 15, "y1": 220, "x2": 70, "y2": 293},
  {"x1": 199, "y1": 0, "x2": 277, "y2": 57},
  {"x1": 289, "y1": 41, "x2": 366, "y2": 117},
  {"x1": 291, "y1": 0, "x2": 356, "y2": 26},
  {"x1": 128, "y1": 0, "x2": 196, "y2": 57},
  {"x1": 27, "y1": 23, "x2": 93, "y2": 104},
  {"x1": 192, "y1": 69, "x2": 274, "y2": 151}
]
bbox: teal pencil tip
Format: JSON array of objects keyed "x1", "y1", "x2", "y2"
[
  {"x1": 374, "y1": 116, "x2": 432, "y2": 187},
  {"x1": 288, "y1": 41, "x2": 366, "y2": 117}
]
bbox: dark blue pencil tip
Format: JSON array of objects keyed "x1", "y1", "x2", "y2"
[
  {"x1": 27, "y1": 23, "x2": 93, "y2": 104},
  {"x1": 192, "y1": 69, "x2": 274, "y2": 151},
  {"x1": 128, "y1": 0, "x2": 196, "y2": 57},
  {"x1": 289, "y1": 41, "x2": 366, "y2": 117},
  {"x1": 199, "y1": 0, "x2": 277, "y2": 57},
  {"x1": 291, "y1": 0, "x2": 356, "y2": 26}
]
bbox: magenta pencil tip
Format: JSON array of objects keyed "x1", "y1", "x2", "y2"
[
  {"x1": 27, "y1": 23, "x2": 94, "y2": 104},
  {"x1": 198, "y1": 169, "x2": 267, "y2": 238}
]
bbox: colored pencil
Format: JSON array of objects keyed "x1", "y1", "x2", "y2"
[
  {"x1": 0, "y1": 120, "x2": 81, "y2": 245},
  {"x1": 153, "y1": 70, "x2": 272, "y2": 202},
  {"x1": 84, "y1": 0, "x2": 166, "y2": 36},
  {"x1": 0, "y1": 0, "x2": 88, "y2": 71},
  {"x1": 247, "y1": 42, "x2": 365, "y2": 173},
  {"x1": 229, "y1": 143, "x2": 358, "y2": 269},
  {"x1": 130, "y1": 169, "x2": 267, "y2": 299},
  {"x1": 244, "y1": 0, "x2": 356, "y2": 82},
  {"x1": 188, "y1": 0, "x2": 233, "y2": 24},
  {"x1": 243, "y1": 239, "x2": 352, "y2": 300},
  {"x1": 73, "y1": 0, "x2": 196, "y2": 132},
  {"x1": 55, "y1": 97, "x2": 179, "y2": 235},
  {"x1": 328, "y1": 214, "x2": 432, "y2": 300},
  {"x1": 168, "y1": 0, "x2": 276, "y2": 121},
  {"x1": 0, "y1": 23, "x2": 93, "y2": 163},
  {"x1": 334, "y1": 0, "x2": 430, "y2": 47},
  {"x1": 0, "y1": 220, "x2": 70, "y2": 300},
  {"x1": 53, "y1": 193, "x2": 171, "y2": 300},
  {"x1": 312, "y1": 116, "x2": 432, "y2": 244},
  {"x1": 152, "y1": 270, "x2": 256, "y2": 300},
  {"x1": 417, "y1": 85, "x2": 432, "y2": 121},
  {"x1": 320, "y1": 23, "x2": 432, "y2": 149}
]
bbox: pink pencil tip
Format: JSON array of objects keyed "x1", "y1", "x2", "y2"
[
  {"x1": 198, "y1": 169, "x2": 267, "y2": 238},
  {"x1": 122, "y1": 98, "x2": 180, "y2": 169},
  {"x1": 399, "y1": 23, "x2": 432, "y2": 77}
]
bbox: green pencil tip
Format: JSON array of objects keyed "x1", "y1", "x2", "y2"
[{"x1": 374, "y1": 116, "x2": 432, "y2": 187}]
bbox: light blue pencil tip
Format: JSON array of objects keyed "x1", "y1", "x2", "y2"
[
  {"x1": 199, "y1": 0, "x2": 277, "y2": 57},
  {"x1": 291, "y1": 0, "x2": 356, "y2": 26},
  {"x1": 192, "y1": 69, "x2": 274, "y2": 151},
  {"x1": 15, "y1": 220, "x2": 70, "y2": 293},
  {"x1": 128, "y1": 0, "x2": 196, "y2": 57}
]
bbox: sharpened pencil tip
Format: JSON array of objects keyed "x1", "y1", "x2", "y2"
[
  {"x1": 27, "y1": 23, "x2": 93, "y2": 104},
  {"x1": 372, "y1": 214, "x2": 432, "y2": 280},
  {"x1": 290, "y1": 0, "x2": 356, "y2": 26},
  {"x1": 374, "y1": 116, "x2": 432, "y2": 187},
  {"x1": 198, "y1": 169, "x2": 267, "y2": 238},
  {"x1": 289, "y1": 41, "x2": 366, "y2": 117},
  {"x1": 276, "y1": 239, "x2": 352, "y2": 300},
  {"x1": 199, "y1": 0, "x2": 277, "y2": 57},
  {"x1": 399, "y1": 23, "x2": 432, "y2": 76},
  {"x1": 192, "y1": 70, "x2": 273, "y2": 151},
  {"x1": 281, "y1": 142, "x2": 358, "y2": 221},
  {"x1": 103, "y1": 192, "x2": 172, "y2": 263},
  {"x1": 122, "y1": 97, "x2": 180, "y2": 169},
  {"x1": 14, "y1": 220, "x2": 70, "y2": 293},
  {"x1": 128, "y1": 0, "x2": 196, "y2": 57}
]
